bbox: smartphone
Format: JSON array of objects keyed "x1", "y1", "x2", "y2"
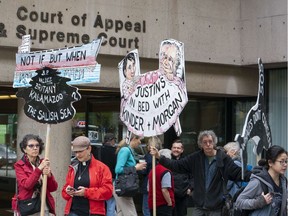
[{"x1": 68, "y1": 187, "x2": 77, "y2": 192}]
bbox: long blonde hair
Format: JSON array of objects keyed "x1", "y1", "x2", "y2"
[{"x1": 115, "y1": 133, "x2": 140, "y2": 154}]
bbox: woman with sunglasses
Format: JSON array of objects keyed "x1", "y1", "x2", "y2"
[
  {"x1": 235, "y1": 145, "x2": 287, "y2": 216},
  {"x1": 12, "y1": 134, "x2": 58, "y2": 215}
]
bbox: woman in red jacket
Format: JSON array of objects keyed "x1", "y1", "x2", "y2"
[
  {"x1": 12, "y1": 134, "x2": 58, "y2": 215},
  {"x1": 62, "y1": 136, "x2": 113, "y2": 216}
]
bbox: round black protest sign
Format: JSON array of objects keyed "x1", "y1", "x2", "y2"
[{"x1": 16, "y1": 67, "x2": 81, "y2": 124}]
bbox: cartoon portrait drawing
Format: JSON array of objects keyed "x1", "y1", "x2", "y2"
[
  {"x1": 118, "y1": 40, "x2": 187, "y2": 137},
  {"x1": 159, "y1": 40, "x2": 184, "y2": 82},
  {"x1": 122, "y1": 52, "x2": 137, "y2": 99}
]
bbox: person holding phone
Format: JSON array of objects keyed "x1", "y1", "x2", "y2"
[
  {"x1": 235, "y1": 145, "x2": 287, "y2": 215},
  {"x1": 62, "y1": 136, "x2": 113, "y2": 216}
]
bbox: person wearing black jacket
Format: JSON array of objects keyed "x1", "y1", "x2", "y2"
[
  {"x1": 150, "y1": 130, "x2": 251, "y2": 216},
  {"x1": 171, "y1": 139, "x2": 193, "y2": 216},
  {"x1": 100, "y1": 133, "x2": 117, "y2": 216}
]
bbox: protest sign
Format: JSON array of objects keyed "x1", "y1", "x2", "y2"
[
  {"x1": 118, "y1": 39, "x2": 188, "y2": 216},
  {"x1": 18, "y1": 35, "x2": 31, "y2": 53},
  {"x1": 13, "y1": 38, "x2": 102, "y2": 87},
  {"x1": 16, "y1": 67, "x2": 81, "y2": 124},
  {"x1": 14, "y1": 37, "x2": 103, "y2": 216},
  {"x1": 119, "y1": 39, "x2": 188, "y2": 137},
  {"x1": 235, "y1": 58, "x2": 272, "y2": 178}
]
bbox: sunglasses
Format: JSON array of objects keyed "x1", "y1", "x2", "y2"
[{"x1": 27, "y1": 144, "x2": 40, "y2": 149}]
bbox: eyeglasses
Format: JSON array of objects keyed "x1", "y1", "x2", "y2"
[
  {"x1": 27, "y1": 144, "x2": 40, "y2": 149},
  {"x1": 276, "y1": 160, "x2": 288, "y2": 165}
]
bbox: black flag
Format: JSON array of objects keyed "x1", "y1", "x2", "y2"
[{"x1": 235, "y1": 58, "x2": 272, "y2": 178}]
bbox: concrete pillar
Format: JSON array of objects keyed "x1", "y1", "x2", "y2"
[{"x1": 17, "y1": 98, "x2": 72, "y2": 215}]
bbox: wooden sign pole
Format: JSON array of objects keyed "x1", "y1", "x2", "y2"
[
  {"x1": 152, "y1": 154, "x2": 156, "y2": 216},
  {"x1": 40, "y1": 124, "x2": 51, "y2": 216},
  {"x1": 151, "y1": 136, "x2": 156, "y2": 216}
]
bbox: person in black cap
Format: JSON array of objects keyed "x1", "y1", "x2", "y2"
[
  {"x1": 100, "y1": 133, "x2": 117, "y2": 216},
  {"x1": 62, "y1": 136, "x2": 113, "y2": 216}
]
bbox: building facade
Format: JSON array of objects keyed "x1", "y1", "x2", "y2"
[{"x1": 0, "y1": 0, "x2": 287, "y2": 214}]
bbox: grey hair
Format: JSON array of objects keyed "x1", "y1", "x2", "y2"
[
  {"x1": 224, "y1": 142, "x2": 240, "y2": 153},
  {"x1": 197, "y1": 130, "x2": 218, "y2": 149},
  {"x1": 159, "y1": 149, "x2": 172, "y2": 159}
]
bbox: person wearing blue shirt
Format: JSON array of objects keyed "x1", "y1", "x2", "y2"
[
  {"x1": 224, "y1": 142, "x2": 253, "y2": 196},
  {"x1": 113, "y1": 133, "x2": 147, "y2": 216}
]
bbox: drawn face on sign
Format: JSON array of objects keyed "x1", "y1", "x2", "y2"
[
  {"x1": 123, "y1": 53, "x2": 136, "y2": 80},
  {"x1": 160, "y1": 43, "x2": 177, "y2": 79},
  {"x1": 118, "y1": 39, "x2": 188, "y2": 137}
]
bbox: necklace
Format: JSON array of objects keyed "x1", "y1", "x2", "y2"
[{"x1": 77, "y1": 164, "x2": 88, "y2": 181}]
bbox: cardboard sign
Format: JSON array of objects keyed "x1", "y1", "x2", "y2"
[
  {"x1": 13, "y1": 38, "x2": 102, "y2": 88},
  {"x1": 235, "y1": 58, "x2": 272, "y2": 176},
  {"x1": 18, "y1": 35, "x2": 31, "y2": 53},
  {"x1": 16, "y1": 67, "x2": 81, "y2": 124},
  {"x1": 119, "y1": 39, "x2": 188, "y2": 137}
]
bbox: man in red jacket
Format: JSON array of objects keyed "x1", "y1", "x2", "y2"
[{"x1": 62, "y1": 136, "x2": 113, "y2": 216}]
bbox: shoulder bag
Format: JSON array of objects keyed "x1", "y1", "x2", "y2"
[
  {"x1": 16, "y1": 180, "x2": 41, "y2": 216},
  {"x1": 115, "y1": 166, "x2": 139, "y2": 197},
  {"x1": 18, "y1": 193, "x2": 41, "y2": 216},
  {"x1": 115, "y1": 147, "x2": 139, "y2": 197}
]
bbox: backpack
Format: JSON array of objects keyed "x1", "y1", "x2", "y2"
[{"x1": 232, "y1": 181, "x2": 268, "y2": 216}]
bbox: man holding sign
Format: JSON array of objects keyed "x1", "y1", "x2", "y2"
[
  {"x1": 150, "y1": 130, "x2": 251, "y2": 216},
  {"x1": 118, "y1": 39, "x2": 188, "y2": 216}
]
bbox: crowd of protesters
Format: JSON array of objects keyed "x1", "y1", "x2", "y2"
[{"x1": 12, "y1": 130, "x2": 287, "y2": 216}]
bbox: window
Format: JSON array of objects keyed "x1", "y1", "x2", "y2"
[
  {"x1": 164, "y1": 98, "x2": 226, "y2": 155},
  {"x1": 0, "y1": 114, "x2": 17, "y2": 178},
  {"x1": 268, "y1": 69, "x2": 287, "y2": 148}
]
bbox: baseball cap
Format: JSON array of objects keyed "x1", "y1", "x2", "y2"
[
  {"x1": 71, "y1": 136, "x2": 90, "y2": 152},
  {"x1": 104, "y1": 133, "x2": 115, "y2": 143}
]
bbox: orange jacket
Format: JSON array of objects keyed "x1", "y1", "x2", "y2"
[{"x1": 62, "y1": 155, "x2": 113, "y2": 215}]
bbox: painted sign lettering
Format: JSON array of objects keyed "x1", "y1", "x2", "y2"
[
  {"x1": 13, "y1": 38, "x2": 102, "y2": 88},
  {"x1": 16, "y1": 67, "x2": 81, "y2": 124},
  {"x1": 119, "y1": 39, "x2": 188, "y2": 137},
  {"x1": 235, "y1": 58, "x2": 272, "y2": 177}
]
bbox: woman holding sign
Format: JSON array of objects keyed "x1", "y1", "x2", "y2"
[{"x1": 12, "y1": 134, "x2": 58, "y2": 216}]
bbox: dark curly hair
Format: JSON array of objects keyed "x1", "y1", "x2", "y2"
[{"x1": 20, "y1": 134, "x2": 44, "y2": 154}]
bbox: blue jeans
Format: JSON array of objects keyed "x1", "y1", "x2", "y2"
[
  {"x1": 142, "y1": 193, "x2": 150, "y2": 216},
  {"x1": 106, "y1": 196, "x2": 116, "y2": 216}
]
